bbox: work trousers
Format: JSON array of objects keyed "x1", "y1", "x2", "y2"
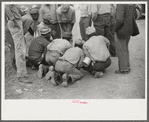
[
  {"x1": 82, "y1": 57, "x2": 111, "y2": 73},
  {"x1": 55, "y1": 60, "x2": 83, "y2": 81},
  {"x1": 45, "y1": 50, "x2": 61, "y2": 66},
  {"x1": 79, "y1": 16, "x2": 91, "y2": 41},
  {"x1": 109, "y1": 15, "x2": 116, "y2": 56},
  {"x1": 7, "y1": 19, "x2": 27, "y2": 77},
  {"x1": 93, "y1": 13, "x2": 111, "y2": 40},
  {"x1": 115, "y1": 33, "x2": 131, "y2": 71}
]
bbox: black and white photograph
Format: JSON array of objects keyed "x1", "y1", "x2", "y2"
[{"x1": 1, "y1": 1, "x2": 147, "y2": 120}]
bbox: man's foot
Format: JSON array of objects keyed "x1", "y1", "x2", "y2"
[
  {"x1": 37, "y1": 64, "x2": 44, "y2": 79},
  {"x1": 115, "y1": 70, "x2": 130, "y2": 74},
  {"x1": 45, "y1": 66, "x2": 54, "y2": 80},
  {"x1": 18, "y1": 76, "x2": 33, "y2": 84},
  {"x1": 61, "y1": 74, "x2": 69, "y2": 87},
  {"x1": 50, "y1": 72, "x2": 62, "y2": 86},
  {"x1": 93, "y1": 71, "x2": 103, "y2": 78}
]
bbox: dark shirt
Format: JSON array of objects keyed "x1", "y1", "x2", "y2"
[{"x1": 28, "y1": 36, "x2": 49, "y2": 61}]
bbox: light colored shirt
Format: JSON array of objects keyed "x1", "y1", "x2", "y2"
[
  {"x1": 5, "y1": 4, "x2": 21, "y2": 20},
  {"x1": 83, "y1": 35, "x2": 110, "y2": 62},
  {"x1": 60, "y1": 47, "x2": 84, "y2": 65},
  {"x1": 47, "y1": 39, "x2": 72, "y2": 55},
  {"x1": 79, "y1": 4, "x2": 91, "y2": 17},
  {"x1": 39, "y1": 4, "x2": 58, "y2": 23},
  {"x1": 91, "y1": 4, "x2": 112, "y2": 15},
  {"x1": 57, "y1": 5, "x2": 76, "y2": 23}
]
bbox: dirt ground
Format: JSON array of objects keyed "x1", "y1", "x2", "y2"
[{"x1": 4, "y1": 8, "x2": 146, "y2": 99}]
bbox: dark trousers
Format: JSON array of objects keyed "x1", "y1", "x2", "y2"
[
  {"x1": 93, "y1": 13, "x2": 111, "y2": 40},
  {"x1": 82, "y1": 57, "x2": 111, "y2": 73},
  {"x1": 79, "y1": 16, "x2": 91, "y2": 41},
  {"x1": 109, "y1": 16, "x2": 116, "y2": 56},
  {"x1": 115, "y1": 33, "x2": 131, "y2": 71},
  {"x1": 48, "y1": 23, "x2": 61, "y2": 39},
  {"x1": 60, "y1": 23, "x2": 74, "y2": 33}
]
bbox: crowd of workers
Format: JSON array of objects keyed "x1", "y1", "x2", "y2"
[{"x1": 5, "y1": 4, "x2": 140, "y2": 87}]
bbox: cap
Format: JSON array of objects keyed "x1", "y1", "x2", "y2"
[
  {"x1": 86, "y1": 26, "x2": 96, "y2": 35},
  {"x1": 61, "y1": 4, "x2": 70, "y2": 12},
  {"x1": 20, "y1": 5, "x2": 28, "y2": 12},
  {"x1": 40, "y1": 27, "x2": 51, "y2": 35},
  {"x1": 29, "y1": 8, "x2": 39, "y2": 14},
  {"x1": 43, "y1": 14, "x2": 52, "y2": 21},
  {"x1": 62, "y1": 32, "x2": 72, "y2": 38}
]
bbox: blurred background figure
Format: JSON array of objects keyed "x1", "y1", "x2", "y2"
[
  {"x1": 57, "y1": 4, "x2": 76, "y2": 36},
  {"x1": 39, "y1": 4, "x2": 61, "y2": 39},
  {"x1": 5, "y1": 4, "x2": 31, "y2": 83},
  {"x1": 79, "y1": 4, "x2": 92, "y2": 41}
]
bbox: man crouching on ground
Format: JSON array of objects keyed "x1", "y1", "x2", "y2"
[
  {"x1": 51, "y1": 47, "x2": 85, "y2": 87},
  {"x1": 82, "y1": 27, "x2": 112, "y2": 78}
]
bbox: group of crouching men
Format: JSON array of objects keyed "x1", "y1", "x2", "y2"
[
  {"x1": 5, "y1": 4, "x2": 140, "y2": 87},
  {"x1": 28, "y1": 26, "x2": 111, "y2": 87}
]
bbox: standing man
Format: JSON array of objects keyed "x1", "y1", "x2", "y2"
[
  {"x1": 5, "y1": 4, "x2": 31, "y2": 83},
  {"x1": 30, "y1": 7, "x2": 41, "y2": 37},
  {"x1": 91, "y1": 4, "x2": 111, "y2": 40},
  {"x1": 57, "y1": 4, "x2": 76, "y2": 34},
  {"x1": 79, "y1": 4, "x2": 92, "y2": 41},
  {"x1": 114, "y1": 4, "x2": 139, "y2": 74},
  {"x1": 39, "y1": 4, "x2": 61, "y2": 39}
]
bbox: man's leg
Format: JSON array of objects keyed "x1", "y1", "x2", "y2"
[
  {"x1": 79, "y1": 17, "x2": 85, "y2": 40},
  {"x1": 83, "y1": 17, "x2": 91, "y2": 41},
  {"x1": 93, "y1": 58, "x2": 112, "y2": 72},
  {"x1": 115, "y1": 34, "x2": 131, "y2": 72}
]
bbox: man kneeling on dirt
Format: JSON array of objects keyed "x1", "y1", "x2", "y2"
[
  {"x1": 28, "y1": 27, "x2": 52, "y2": 70},
  {"x1": 50, "y1": 47, "x2": 85, "y2": 87},
  {"x1": 38, "y1": 33, "x2": 72, "y2": 79},
  {"x1": 82, "y1": 27, "x2": 112, "y2": 78}
]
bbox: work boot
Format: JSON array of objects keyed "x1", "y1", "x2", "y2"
[
  {"x1": 51, "y1": 71, "x2": 62, "y2": 86},
  {"x1": 37, "y1": 64, "x2": 44, "y2": 79},
  {"x1": 93, "y1": 71, "x2": 103, "y2": 78},
  {"x1": 45, "y1": 66, "x2": 54, "y2": 80},
  {"x1": 61, "y1": 73, "x2": 69, "y2": 87},
  {"x1": 18, "y1": 76, "x2": 33, "y2": 84},
  {"x1": 67, "y1": 75, "x2": 75, "y2": 85}
]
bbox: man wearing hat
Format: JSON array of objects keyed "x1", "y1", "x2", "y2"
[
  {"x1": 38, "y1": 13, "x2": 60, "y2": 40},
  {"x1": 57, "y1": 4, "x2": 76, "y2": 34},
  {"x1": 28, "y1": 26, "x2": 52, "y2": 72},
  {"x1": 30, "y1": 7, "x2": 41, "y2": 37},
  {"x1": 82, "y1": 26, "x2": 111, "y2": 78},
  {"x1": 39, "y1": 4, "x2": 61, "y2": 39}
]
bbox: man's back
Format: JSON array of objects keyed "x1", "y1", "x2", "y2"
[{"x1": 28, "y1": 36, "x2": 49, "y2": 60}]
